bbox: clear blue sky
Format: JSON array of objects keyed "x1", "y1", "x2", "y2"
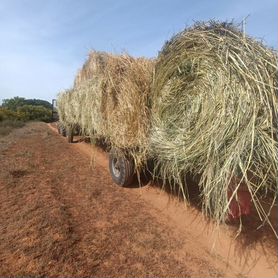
[{"x1": 0, "y1": 0, "x2": 277, "y2": 104}]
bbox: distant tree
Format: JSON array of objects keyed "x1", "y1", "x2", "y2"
[
  {"x1": 2, "y1": 97, "x2": 52, "y2": 110},
  {"x1": 1, "y1": 97, "x2": 53, "y2": 122},
  {"x1": 17, "y1": 105, "x2": 52, "y2": 122},
  {"x1": 24, "y1": 99, "x2": 52, "y2": 110},
  {"x1": 2, "y1": 97, "x2": 26, "y2": 111}
]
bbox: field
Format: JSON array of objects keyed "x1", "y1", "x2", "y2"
[
  {"x1": 0, "y1": 119, "x2": 25, "y2": 136},
  {"x1": 0, "y1": 122, "x2": 277, "y2": 277}
]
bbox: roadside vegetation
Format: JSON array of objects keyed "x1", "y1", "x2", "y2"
[{"x1": 0, "y1": 97, "x2": 53, "y2": 136}]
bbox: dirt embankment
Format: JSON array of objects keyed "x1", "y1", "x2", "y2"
[{"x1": 0, "y1": 122, "x2": 277, "y2": 277}]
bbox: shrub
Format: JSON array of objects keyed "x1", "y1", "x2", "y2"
[
  {"x1": 0, "y1": 108, "x2": 22, "y2": 121},
  {"x1": 2, "y1": 97, "x2": 52, "y2": 111},
  {"x1": 17, "y1": 105, "x2": 52, "y2": 122}
]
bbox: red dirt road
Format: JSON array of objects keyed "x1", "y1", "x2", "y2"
[{"x1": 0, "y1": 122, "x2": 277, "y2": 277}]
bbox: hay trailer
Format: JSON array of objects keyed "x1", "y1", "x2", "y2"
[{"x1": 56, "y1": 22, "x2": 277, "y2": 223}]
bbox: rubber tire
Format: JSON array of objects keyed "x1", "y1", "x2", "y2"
[
  {"x1": 109, "y1": 151, "x2": 135, "y2": 187},
  {"x1": 61, "y1": 127, "x2": 67, "y2": 137},
  {"x1": 60, "y1": 125, "x2": 67, "y2": 137},
  {"x1": 57, "y1": 122, "x2": 66, "y2": 137},
  {"x1": 67, "y1": 128, "x2": 74, "y2": 143}
]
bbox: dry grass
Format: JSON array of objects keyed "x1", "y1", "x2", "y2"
[
  {"x1": 0, "y1": 120, "x2": 25, "y2": 136},
  {"x1": 150, "y1": 21, "x2": 278, "y2": 227},
  {"x1": 0, "y1": 122, "x2": 225, "y2": 277}
]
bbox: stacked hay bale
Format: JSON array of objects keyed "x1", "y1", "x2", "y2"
[
  {"x1": 73, "y1": 51, "x2": 108, "y2": 88},
  {"x1": 57, "y1": 51, "x2": 154, "y2": 166},
  {"x1": 57, "y1": 89, "x2": 75, "y2": 127},
  {"x1": 150, "y1": 21, "x2": 278, "y2": 223}
]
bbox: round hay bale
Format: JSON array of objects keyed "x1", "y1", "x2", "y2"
[
  {"x1": 150, "y1": 21, "x2": 278, "y2": 223},
  {"x1": 74, "y1": 51, "x2": 108, "y2": 88},
  {"x1": 58, "y1": 51, "x2": 154, "y2": 168},
  {"x1": 103, "y1": 54, "x2": 154, "y2": 150},
  {"x1": 57, "y1": 89, "x2": 75, "y2": 127}
]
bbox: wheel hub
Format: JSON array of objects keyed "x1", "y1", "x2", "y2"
[{"x1": 112, "y1": 157, "x2": 121, "y2": 178}]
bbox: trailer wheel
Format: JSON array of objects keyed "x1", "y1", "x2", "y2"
[
  {"x1": 60, "y1": 126, "x2": 67, "y2": 137},
  {"x1": 57, "y1": 123, "x2": 67, "y2": 137},
  {"x1": 67, "y1": 127, "x2": 74, "y2": 143},
  {"x1": 109, "y1": 150, "x2": 135, "y2": 187}
]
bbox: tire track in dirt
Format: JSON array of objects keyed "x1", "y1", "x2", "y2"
[
  {"x1": 0, "y1": 127, "x2": 82, "y2": 276},
  {"x1": 0, "y1": 122, "x2": 227, "y2": 277},
  {"x1": 48, "y1": 123, "x2": 278, "y2": 278},
  {"x1": 51, "y1": 124, "x2": 278, "y2": 278},
  {"x1": 48, "y1": 133, "x2": 224, "y2": 277}
]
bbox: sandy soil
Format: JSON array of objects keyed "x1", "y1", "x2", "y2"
[{"x1": 0, "y1": 122, "x2": 277, "y2": 277}]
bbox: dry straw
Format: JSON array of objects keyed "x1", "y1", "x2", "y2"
[
  {"x1": 150, "y1": 21, "x2": 278, "y2": 227},
  {"x1": 57, "y1": 51, "x2": 154, "y2": 168}
]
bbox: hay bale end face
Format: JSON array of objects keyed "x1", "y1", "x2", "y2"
[
  {"x1": 150, "y1": 21, "x2": 278, "y2": 223},
  {"x1": 57, "y1": 89, "x2": 75, "y2": 127}
]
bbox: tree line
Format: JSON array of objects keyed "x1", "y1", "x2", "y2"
[{"x1": 0, "y1": 97, "x2": 54, "y2": 122}]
